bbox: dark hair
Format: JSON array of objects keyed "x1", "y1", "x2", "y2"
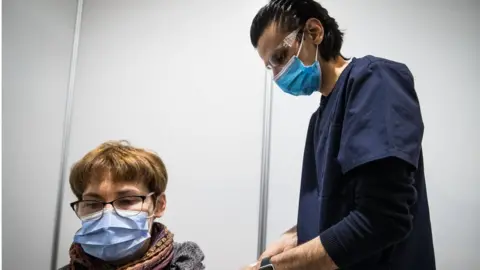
[{"x1": 250, "y1": 0, "x2": 344, "y2": 61}]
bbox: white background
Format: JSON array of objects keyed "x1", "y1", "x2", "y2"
[
  {"x1": 3, "y1": 0, "x2": 479, "y2": 269},
  {"x1": 2, "y1": 0, "x2": 77, "y2": 269}
]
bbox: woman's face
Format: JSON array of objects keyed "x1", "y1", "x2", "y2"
[
  {"x1": 78, "y1": 177, "x2": 167, "y2": 264},
  {"x1": 81, "y1": 177, "x2": 166, "y2": 222}
]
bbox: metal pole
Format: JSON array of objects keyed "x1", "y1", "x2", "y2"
[
  {"x1": 257, "y1": 70, "x2": 274, "y2": 258},
  {"x1": 50, "y1": 0, "x2": 83, "y2": 269}
]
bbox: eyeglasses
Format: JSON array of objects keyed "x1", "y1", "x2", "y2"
[
  {"x1": 70, "y1": 192, "x2": 155, "y2": 220},
  {"x1": 266, "y1": 28, "x2": 302, "y2": 70}
]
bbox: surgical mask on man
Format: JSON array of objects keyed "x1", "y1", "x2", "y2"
[
  {"x1": 73, "y1": 209, "x2": 151, "y2": 262},
  {"x1": 274, "y1": 32, "x2": 321, "y2": 96}
]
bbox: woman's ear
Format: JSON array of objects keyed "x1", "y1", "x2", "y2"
[{"x1": 153, "y1": 193, "x2": 166, "y2": 218}]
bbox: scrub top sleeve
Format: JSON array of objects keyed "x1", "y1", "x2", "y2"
[{"x1": 337, "y1": 60, "x2": 424, "y2": 174}]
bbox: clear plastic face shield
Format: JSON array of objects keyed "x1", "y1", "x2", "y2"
[
  {"x1": 266, "y1": 29, "x2": 302, "y2": 73},
  {"x1": 266, "y1": 27, "x2": 321, "y2": 96}
]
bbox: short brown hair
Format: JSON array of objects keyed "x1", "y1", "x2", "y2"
[{"x1": 69, "y1": 140, "x2": 168, "y2": 200}]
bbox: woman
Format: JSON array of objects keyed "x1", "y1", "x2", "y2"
[{"x1": 60, "y1": 141, "x2": 205, "y2": 270}]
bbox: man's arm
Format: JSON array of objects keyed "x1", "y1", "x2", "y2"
[
  {"x1": 266, "y1": 157, "x2": 416, "y2": 269},
  {"x1": 270, "y1": 237, "x2": 336, "y2": 270}
]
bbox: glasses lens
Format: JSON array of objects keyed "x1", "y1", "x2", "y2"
[
  {"x1": 269, "y1": 48, "x2": 289, "y2": 68},
  {"x1": 75, "y1": 201, "x2": 104, "y2": 218},
  {"x1": 113, "y1": 196, "x2": 144, "y2": 217}
]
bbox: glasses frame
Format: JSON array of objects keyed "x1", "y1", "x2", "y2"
[
  {"x1": 70, "y1": 192, "x2": 156, "y2": 219},
  {"x1": 266, "y1": 28, "x2": 303, "y2": 70}
]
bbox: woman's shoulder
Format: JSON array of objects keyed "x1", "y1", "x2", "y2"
[
  {"x1": 59, "y1": 242, "x2": 205, "y2": 270},
  {"x1": 58, "y1": 263, "x2": 88, "y2": 270},
  {"x1": 170, "y1": 241, "x2": 205, "y2": 270}
]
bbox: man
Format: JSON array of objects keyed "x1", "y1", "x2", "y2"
[{"x1": 244, "y1": 0, "x2": 436, "y2": 269}]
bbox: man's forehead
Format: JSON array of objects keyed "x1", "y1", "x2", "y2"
[{"x1": 257, "y1": 24, "x2": 285, "y2": 60}]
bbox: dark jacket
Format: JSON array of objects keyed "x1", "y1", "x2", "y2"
[{"x1": 59, "y1": 241, "x2": 205, "y2": 270}]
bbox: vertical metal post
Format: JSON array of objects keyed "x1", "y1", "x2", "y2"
[
  {"x1": 257, "y1": 70, "x2": 274, "y2": 258},
  {"x1": 50, "y1": 0, "x2": 83, "y2": 269}
]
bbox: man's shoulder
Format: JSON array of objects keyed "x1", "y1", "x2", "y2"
[
  {"x1": 344, "y1": 55, "x2": 415, "y2": 101},
  {"x1": 349, "y1": 55, "x2": 411, "y2": 78}
]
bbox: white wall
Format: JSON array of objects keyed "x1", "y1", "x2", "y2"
[
  {"x1": 4, "y1": 0, "x2": 478, "y2": 269},
  {"x1": 2, "y1": 0, "x2": 77, "y2": 269},
  {"x1": 55, "y1": 0, "x2": 267, "y2": 269},
  {"x1": 266, "y1": 1, "x2": 480, "y2": 270}
]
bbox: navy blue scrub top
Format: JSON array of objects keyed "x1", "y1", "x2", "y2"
[{"x1": 297, "y1": 56, "x2": 435, "y2": 269}]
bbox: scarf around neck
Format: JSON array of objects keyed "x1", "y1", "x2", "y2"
[{"x1": 68, "y1": 222, "x2": 174, "y2": 270}]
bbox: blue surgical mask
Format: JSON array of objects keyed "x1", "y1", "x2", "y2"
[
  {"x1": 274, "y1": 34, "x2": 320, "y2": 96},
  {"x1": 73, "y1": 209, "x2": 151, "y2": 262}
]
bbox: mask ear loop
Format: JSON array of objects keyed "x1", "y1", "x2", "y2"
[
  {"x1": 296, "y1": 32, "x2": 305, "y2": 57},
  {"x1": 295, "y1": 31, "x2": 319, "y2": 62}
]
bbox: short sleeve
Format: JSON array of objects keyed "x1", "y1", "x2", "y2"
[{"x1": 337, "y1": 60, "x2": 424, "y2": 174}]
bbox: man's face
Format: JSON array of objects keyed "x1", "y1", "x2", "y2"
[{"x1": 256, "y1": 23, "x2": 320, "y2": 77}]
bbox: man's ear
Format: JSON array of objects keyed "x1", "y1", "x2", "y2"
[
  {"x1": 305, "y1": 18, "x2": 324, "y2": 45},
  {"x1": 153, "y1": 193, "x2": 166, "y2": 218}
]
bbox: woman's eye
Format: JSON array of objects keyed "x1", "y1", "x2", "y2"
[
  {"x1": 83, "y1": 202, "x2": 101, "y2": 209},
  {"x1": 118, "y1": 199, "x2": 135, "y2": 205},
  {"x1": 117, "y1": 197, "x2": 143, "y2": 207}
]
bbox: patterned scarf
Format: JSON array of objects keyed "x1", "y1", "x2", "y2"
[{"x1": 68, "y1": 223, "x2": 174, "y2": 270}]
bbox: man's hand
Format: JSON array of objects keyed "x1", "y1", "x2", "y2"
[
  {"x1": 270, "y1": 237, "x2": 338, "y2": 270},
  {"x1": 259, "y1": 229, "x2": 297, "y2": 259},
  {"x1": 239, "y1": 262, "x2": 259, "y2": 270}
]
